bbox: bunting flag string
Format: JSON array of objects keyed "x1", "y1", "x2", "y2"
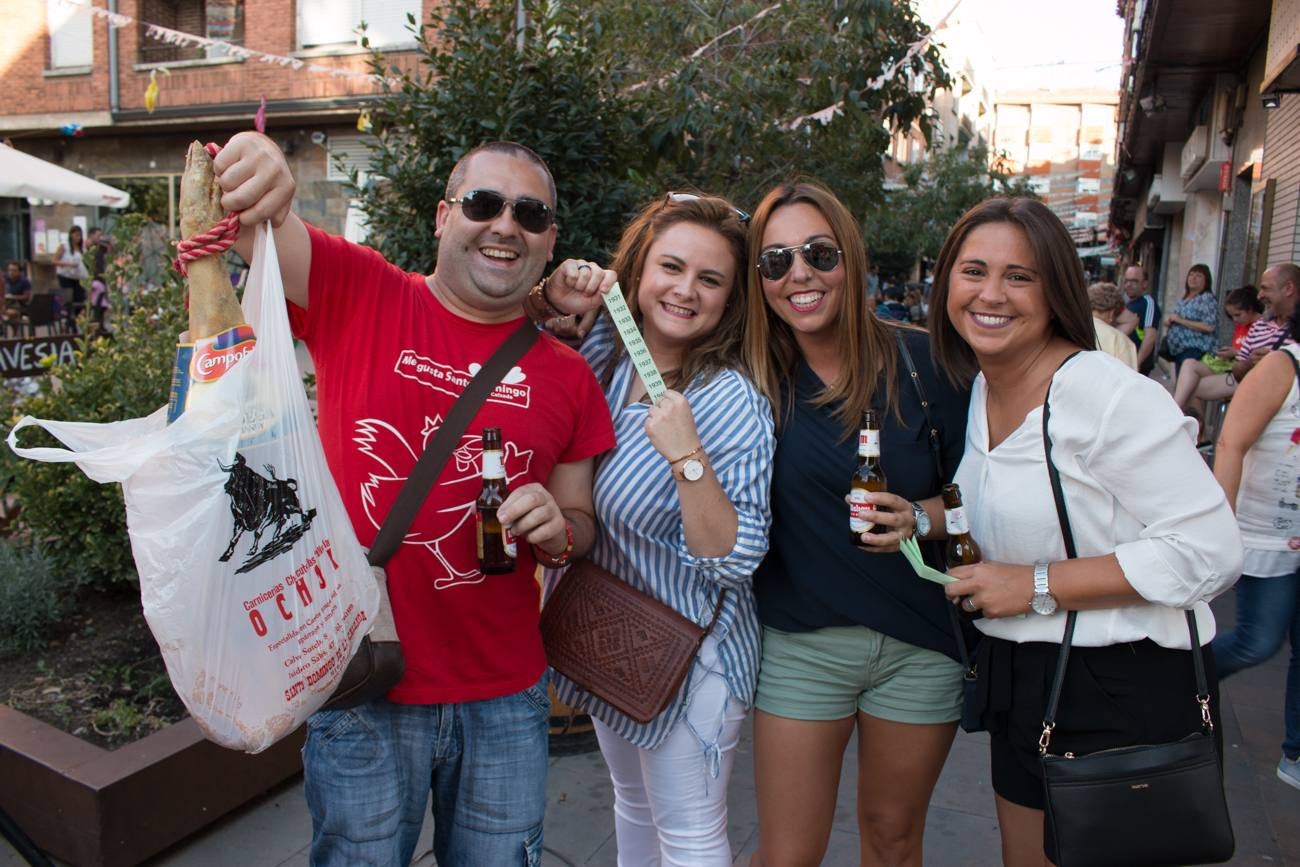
[{"x1": 56, "y1": 0, "x2": 399, "y2": 88}]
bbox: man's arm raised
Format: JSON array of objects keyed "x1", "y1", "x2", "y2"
[{"x1": 213, "y1": 132, "x2": 312, "y2": 310}]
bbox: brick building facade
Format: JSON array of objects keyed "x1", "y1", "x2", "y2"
[{"x1": 0, "y1": 0, "x2": 435, "y2": 284}]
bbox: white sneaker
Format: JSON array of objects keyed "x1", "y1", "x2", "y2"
[{"x1": 1279, "y1": 755, "x2": 1300, "y2": 791}]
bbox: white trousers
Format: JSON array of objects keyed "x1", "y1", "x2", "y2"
[{"x1": 593, "y1": 665, "x2": 747, "y2": 867}]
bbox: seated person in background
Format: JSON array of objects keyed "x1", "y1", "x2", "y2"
[
  {"x1": 1233, "y1": 263, "x2": 1299, "y2": 383},
  {"x1": 3, "y1": 260, "x2": 31, "y2": 333},
  {"x1": 875, "y1": 282, "x2": 912, "y2": 322},
  {"x1": 1088, "y1": 281, "x2": 1137, "y2": 368},
  {"x1": 1171, "y1": 285, "x2": 1263, "y2": 424},
  {"x1": 904, "y1": 283, "x2": 927, "y2": 324}
]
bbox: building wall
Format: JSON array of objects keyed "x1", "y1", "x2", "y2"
[
  {"x1": 993, "y1": 93, "x2": 1117, "y2": 246},
  {"x1": 1262, "y1": 95, "x2": 1300, "y2": 266},
  {"x1": 0, "y1": 0, "x2": 430, "y2": 128}
]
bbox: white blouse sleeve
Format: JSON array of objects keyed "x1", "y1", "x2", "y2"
[{"x1": 1079, "y1": 374, "x2": 1243, "y2": 607}]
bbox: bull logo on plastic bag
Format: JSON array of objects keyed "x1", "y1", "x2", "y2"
[{"x1": 218, "y1": 453, "x2": 318, "y2": 573}]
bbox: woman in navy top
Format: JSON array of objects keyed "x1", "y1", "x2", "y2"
[
  {"x1": 537, "y1": 194, "x2": 774, "y2": 866},
  {"x1": 741, "y1": 181, "x2": 970, "y2": 867}
]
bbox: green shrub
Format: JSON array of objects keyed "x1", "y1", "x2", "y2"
[
  {"x1": 3, "y1": 213, "x2": 188, "y2": 589},
  {"x1": 0, "y1": 543, "x2": 62, "y2": 656}
]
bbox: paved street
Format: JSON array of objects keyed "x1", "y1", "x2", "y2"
[{"x1": 4, "y1": 591, "x2": 1297, "y2": 866}]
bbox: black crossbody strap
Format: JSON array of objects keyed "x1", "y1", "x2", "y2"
[
  {"x1": 1040, "y1": 352, "x2": 1209, "y2": 733},
  {"x1": 894, "y1": 331, "x2": 973, "y2": 675},
  {"x1": 368, "y1": 319, "x2": 540, "y2": 567}
]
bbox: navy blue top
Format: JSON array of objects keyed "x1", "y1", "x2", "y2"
[
  {"x1": 754, "y1": 328, "x2": 971, "y2": 660},
  {"x1": 1126, "y1": 294, "x2": 1161, "y2": 348}
]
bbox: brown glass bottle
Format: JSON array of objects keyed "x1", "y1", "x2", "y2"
[
  {"x1": 476, "y1": 427, "x2": 516, "y2": 574},
  {"x1": 849, "y1": 409, "x2": 887, "y2": 544},
  {"x1": 943, "y1": 483, "x2": 982, "y2": 619}
]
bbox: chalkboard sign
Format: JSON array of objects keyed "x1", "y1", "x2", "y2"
[{"x1": 0, "y1": 335, "x2": 79, "y2": 378}]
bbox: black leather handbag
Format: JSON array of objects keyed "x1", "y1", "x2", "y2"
[{"x1": 1036, "y1": 369, "x2": 1234, "y2": 867}]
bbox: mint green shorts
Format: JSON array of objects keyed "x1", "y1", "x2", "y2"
[{"x1": 755, "y1": 625, "x2": 963, "y2": 724}]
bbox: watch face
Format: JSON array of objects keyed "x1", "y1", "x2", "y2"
[
  {"x1": 912, "y1": 505, "x2": 931, "y2": 536},
  {"x1": 1031, "y1": 593, "x2": 1058, "y2": 616},
  {"x1": 682, "y1": 458, "x2": 705, "y2": 481}
]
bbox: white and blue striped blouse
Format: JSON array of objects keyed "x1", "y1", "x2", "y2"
[{"x1": 547, "y1": 313, "x2": 775, "y2": 751}]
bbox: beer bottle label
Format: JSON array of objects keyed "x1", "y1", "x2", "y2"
[
  {"x1": 482, "y1": 449, "x2": 505, "y2": 479},
  {"x1": 504, "y1": 526, "x2": 516, "y2": 559},
  {"x1": 945, "y1": 507, "x2": 969, "y2": 535},
  {"x1": 849, "y1": 488, "x2": 875, "y2": 533},
  {"x1": 857, "y1": 430, "x2": 880, "y2": 457},
  {"x1": 475, "y1": 512, "x2": 485, "y2": 558}
]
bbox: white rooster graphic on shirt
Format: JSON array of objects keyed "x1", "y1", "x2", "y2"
[{"x1": 354, "y1": 414, "x2": 534, "y2": 590}]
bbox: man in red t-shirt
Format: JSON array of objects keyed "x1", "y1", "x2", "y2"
[{"x1": 218, "y1": 133, "x2": 614, "y2": 866}]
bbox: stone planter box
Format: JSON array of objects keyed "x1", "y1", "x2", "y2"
[{"x1": 0, "y1": 705, "x2": 303, "y2": 867}]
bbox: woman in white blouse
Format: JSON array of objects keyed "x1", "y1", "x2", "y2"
[{"x1": 929, "y1": 197, "x2": 1242, "y2": 866}]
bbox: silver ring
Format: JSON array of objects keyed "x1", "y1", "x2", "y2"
[
  {"x1": 961, "y1": 597, "x2": 978, "y2": 613},
  {"x1": 576, "y1": 263, "x2": 592, "y2": 272}
]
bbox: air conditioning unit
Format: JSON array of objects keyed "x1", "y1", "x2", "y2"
[
  {"x1": 1149, "y1": 145, "x2": 1188, "y2": 214},
  {"x1": 1147, "y1": 175, "x2": 1163, "y2": 211},
  {"x1": 1181, "y1": 125, "x2": 1208, "y2": 182}
]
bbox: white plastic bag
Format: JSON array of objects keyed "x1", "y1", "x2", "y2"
[{"x1": 7, "y1": 225, "x2": 378, "y2": 753}]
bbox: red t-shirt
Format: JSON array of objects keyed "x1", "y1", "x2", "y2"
[{"x1": 290, "y1": 226, "x2": 614, "y2": 704}]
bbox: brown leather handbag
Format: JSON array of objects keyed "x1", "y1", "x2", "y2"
[{"x1": 540, "y1": 559, "x2": 725, "y2": 724}]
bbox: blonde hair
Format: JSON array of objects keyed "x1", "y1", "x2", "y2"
[{"x1": 741, "y1": 180, "x2": 900, "y2": 436}]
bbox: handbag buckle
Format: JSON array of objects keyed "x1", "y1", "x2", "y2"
[
  {"x1": 1198, "y1": 694, "x2": 1213, "y2": 730},
  {"x1": 1039, "y1": 721, "x2": 1055, "y2": 756}
]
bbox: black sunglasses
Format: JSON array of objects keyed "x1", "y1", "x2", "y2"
[
  {"x1": 665, "y1": 191, "x2": 751, "y2": 224},
  {"x1": 446, "y1": 189, "x2": 555, "y2": 234},
  {"x1": 756, "y1": 241, "x2": 842, "y2": 281}
]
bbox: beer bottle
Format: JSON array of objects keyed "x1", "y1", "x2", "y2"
[
  {"x1": 476, "y1": 427, "x2": 516, "y2": 574},
  {"x1": 849, "y1": 409, "x2": 887, "y2": 544},
  {"x1": 943, "y1": 483, "x2": 982, "y2": 619}
]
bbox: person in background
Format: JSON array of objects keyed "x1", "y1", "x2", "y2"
[
  {"x1": 743, "y1": 181, "x2": 970, "y2": 867},
  {"x1": 1232, "y1": 263, "x2": 1299, "y2": 384},
  {"x1": 876, "y1": 281, "x2": 912, "y2": 323},
  {"x1": 87, "y1": 226, "x2": 114, "y2": 332},
  {"x1": 931, "y1": 197, "x2": 1241, "y2": 866},
  {"x1": 3, "y1": 260, "x2": 31, "y2": 335},
  {"x1": 904, "y1": 283, "x2": 926, "y2": 324},
  {"x1": 1118, "y1": 263, "x2": 1159, "y2": 375},
  {"x1": 1087, "y1": 281, "x2": 1137, "y2": 368},
  {"x1": 1211, "y1": 298, "x2": 1300, "y2": 792},
  {"x1": 1162, "y1": 263, "x2": 1218, "y2": 374},
  {"x1": 52, "y1": 225, "x2": 88, "y2": 333},
  {"x1": 1171, "y1": 285, "x2": 1263, "y2": 422},
  {"x1": 533, "y1": 192, "x2": 774, "y2": 866}
]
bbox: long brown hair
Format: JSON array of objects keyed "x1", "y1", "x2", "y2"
[
  {"x1": 741, "y1": 180, "x2": 899, "y2": 436},
  {"x1": 604, "y1": 194, "x2": 749, "y2": 390},
  {"x1": 928, "y1": 197, "x2": 1096, "y2": 384}
]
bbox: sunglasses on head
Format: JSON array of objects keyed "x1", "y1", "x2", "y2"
[
  {"x1": 756, "y1": 240, "x2": 842, "y2": 281},
  {"x1": 665, "y1": 191, "x2": 751, "y2": 224},
  {"x1": 446, "y1": 189, "x2": 555, "y2": 234}
]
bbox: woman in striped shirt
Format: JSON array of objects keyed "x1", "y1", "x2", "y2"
[{"x1": 537, "y1": 193, "x2": 775, "y2": 866}]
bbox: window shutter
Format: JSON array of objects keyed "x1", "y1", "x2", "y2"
[
  {"x1": 327, "y1": 133, "x2": 377, "y2": 182},
  {"x1": 298, "y1": 0, "x2": 362, "y2": 49},
  {"x1": 358, "y1": 0, "x2": 419, "y2": 48},
  {"x1": 48, "y1": 0, "x2": 93, "y2": 68}
]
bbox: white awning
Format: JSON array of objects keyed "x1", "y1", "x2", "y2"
[{"x1": 0, "y1": 143, "x2": 130, "y2": 208}]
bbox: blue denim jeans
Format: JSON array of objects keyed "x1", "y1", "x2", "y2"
[
  {"x1": 1211, "y1": 571, "x2": 1300, "y2": 759},
  {"x1": 302, "y1": 673, "x2": 550, "y2": 867}
]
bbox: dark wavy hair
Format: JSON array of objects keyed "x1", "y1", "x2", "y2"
[
  {"x1": 1184, "y1": 263, "x2": 1213, "y2": 298},
  {"x1": 1224, "y1": 285, "x2": 1262, "y2": 315},
  {"x1": 928, "y1": 197, "x2": 1096, "y2": 385}
]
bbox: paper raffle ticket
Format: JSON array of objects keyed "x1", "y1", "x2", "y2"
[{"x1": 601, "y1": 282, "x2": 666, "y2": 403}]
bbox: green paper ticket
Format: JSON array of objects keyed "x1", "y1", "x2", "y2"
[
  {"x1": 602, "y1": 283, "x2": 666, "y2": 403},
  {"x1": 900, "y1": 536, "x2": 956, "y2": 585}
]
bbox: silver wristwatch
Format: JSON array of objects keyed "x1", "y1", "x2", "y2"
[
  {"x1": 1030, "y1": 561, "x2": 1058, "y2": 615},
  {"x1": 910, "y1": 501, "x2": 931, "y2": 537}
]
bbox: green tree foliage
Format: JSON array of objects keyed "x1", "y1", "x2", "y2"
[
  {"x1": 3, "y1": 214, "x2": 187, "y2": 588},
  {"x1": 597, "y1": 0, "x2": 949, "y2": 218},
  {"x1": 866, "y1": 146, "x2": 1040, "y2": 279},
  {"x1": 351, "y1": 0, "x2": 952, "y2": 267},
  {"x1": 352, "y1": 0, "x2": 648, "y2": 271}
]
